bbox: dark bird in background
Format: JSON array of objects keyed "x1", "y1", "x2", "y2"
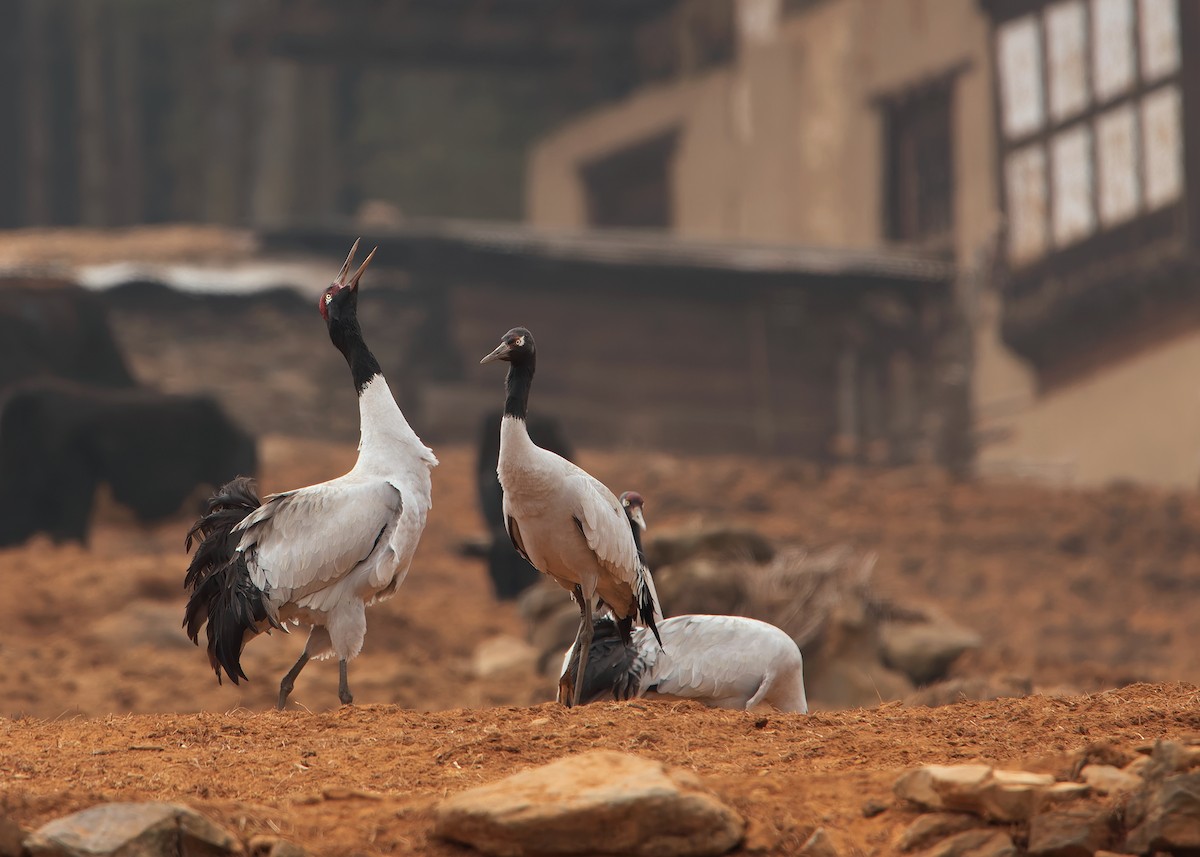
[
  {"x1": 476, "y1": 410, "x2": 574, "y2": 600},
  {"x1": 559, "y1": 492, "x2": 809, "y2": 713},
  {"x1": 183, "y1": 241, "x2": 438, "y2": 709},
  {"x1": 480, "y1": 327, "x2": 661, "y2": 707}
]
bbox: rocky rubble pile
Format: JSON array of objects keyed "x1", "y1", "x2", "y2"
[
  {"x1": 891, "y1": 737, "x2": 1200, "y2": 856},
  {"x1": 5, "y1": 735, "x2": 1198, "y2": 857}
]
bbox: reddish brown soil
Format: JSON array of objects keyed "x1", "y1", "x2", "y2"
[{"x1": 1, "y1": 437, "x2": 1199, "y2": 854}]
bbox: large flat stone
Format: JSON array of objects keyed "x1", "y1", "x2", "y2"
[
  {"x1": 433, "y1": 750, "x2": 744, "y2": 857},
  {"x1": 1124, "y1": 771, "x2": 1200, "y2": 854},
  {"x1": 24, "y1": 802, "x2": 242, "y2": 857},
  {"x1": 1027, "y1": 807, "x2": 1113, "y2": 857},
  {"x1": 895, "y1": 765, "x2": 1081, "y2": 823}
]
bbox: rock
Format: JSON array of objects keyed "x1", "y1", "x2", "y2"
[
  {"x1": 0, "y1": 816, "x2": 28, "y2": 857},
  {"x1": 861, "y1": 799, "x2": 887, "y2": 818},
  {"x1": 895, "y1": 765, "x2": 994, "y2": 812},
  {"x1": 517, "y1": 581, "x2": 572, "y2": 627},
  {"x1": 88, "y1": 601, "x2": 195, "y2": 650},
  {"x1": 798, "y1": 827, "x2": 838, "y2": 857},
  {"x1": 984, "y1": 772, "x2": 1074, "y2": 822},
  {"x1": 1123, "y1": 771, "x2": 1200, "y2": 854},
  {"x1": 433, "y1": 750, "x2": 744, "y2": 857},
  {"x1": 1027, "y1": 807, "x2": 1113, "y2": 856},
  {"x1": 651, "y1": 558, "x2": 744, "y2": 618},
  {"x1": 880, "y1": 618, "x2": 982, "y2": 685},
  {"x1": 896, "y1": 813, "x2": 982, "y2": 852},
  {"x1": 905, "y1": 676, "x2": 1032, "y2": 708},
  {"x1": 805, "y1": 599, "x2": 914, "y2": 708},
  {"x1": 913, "y1": 829, "x2": 1017, "y2": 857},
  {"x1": 1138, "y1": 739, "x2": 1200, "y2": 776},
  {"x1": 1122, "y1": 756, "x2": 1152, "y2": 777},
  {"x1": 527, "y1": 602, "x2": 583, "y2": 675},
  {"x1": 894, "y1": 765, "x2": 1079, "y2": 823},
  {"x1": 248, "y1": 836, "x2": 309, "y2": 857},
  {"x1": 24, "y1": 802, "x2": 242, "y2": 857},
  {"x1": 472, "y1": 635, "x2": 540, "y2": 680},
  {"x1": 645, "y1": 529, "x2": 774, "y2": 570},
  {"x1": 1080, "y1": 764, "x2": 1142, "y2": 796}
]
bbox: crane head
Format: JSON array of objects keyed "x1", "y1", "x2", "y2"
[
  {"x1": 320, "y1": 238, "x2": 377, "y2": 322},
  {"x1": 620, "y1": 491, "x2": 647, "y2": 532},
  {"x1": 480, "y1": 327, "x2": 535, "y2": 365}
]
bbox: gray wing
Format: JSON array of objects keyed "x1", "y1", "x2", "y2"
[
  {"x1": 567, "y1": 473, "x2": 640, "y2": 584},
  {"x1": 642, "y1": 615, "x2": 777, "y2": 702},
  {"x1": 234, "y1": 478, "x2": 403, "y2": 602}
]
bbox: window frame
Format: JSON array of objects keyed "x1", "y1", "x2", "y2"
[
  {"x1": 879, "y1": 71, "x2": 960, "y2": 253},
  {"x1": 982, "y1": 0, "x2": 1195, "y2": 285}
]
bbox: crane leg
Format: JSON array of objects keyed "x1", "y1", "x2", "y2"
[
  {"x1": 338, "y1": 659, "x2": 354, "y2": 706},
  {"x1": 571, "y1": 585, "x2": 594, "y2": 709},
  {"x1": 277, "y1": 652, "x2": 309, "y2": 710}
]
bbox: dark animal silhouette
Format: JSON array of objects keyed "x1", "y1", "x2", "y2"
[
  {"x1": 0, "y1": 380, "x2": 256, "y2": 547},
  {"x1": 475, "y1": 410, "x2": 574, "y2": 599},
  {"x1": 0, "y1": 281, "x2": 135, "y2": 393}
]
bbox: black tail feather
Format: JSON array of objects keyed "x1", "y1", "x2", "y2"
[
  {"x1": 569, "y1": 616, "x2": 639, "y2": 704},
  {"x1": 637, "y1": 571, "x2": 663, "y2": 649},
  {"x1": 182, "y1": 476, "x2": 274, "y2": 685}
]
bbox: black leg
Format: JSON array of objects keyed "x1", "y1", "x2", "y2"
[
  {"x1": 338, "y1": 659, "x2": 353, "y2": 706},
  {"x1": 572, "y1": 586, "x2": 594, "y2": 709},
  {"x1": 277, "y1": 652, "x2": 309, "y2": 710}
]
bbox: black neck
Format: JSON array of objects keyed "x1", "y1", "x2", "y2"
[
  {"x1": 330, "y1": 315, "x2": 382, "y2": 394},
  {"x1": 630, "y1": 519, "x2": 646, "y2": 563},
  {"x1": 503, "y1": 356, "x2": 534, "y2": 420}
]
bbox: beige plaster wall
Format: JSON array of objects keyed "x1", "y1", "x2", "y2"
[{"x1": 526, "y1": 0, "x2": 1199, "y2": 487}]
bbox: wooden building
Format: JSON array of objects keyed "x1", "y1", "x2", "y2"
[
  {"x1": 527, "y1": 0, "x2": 1200, "y2": 486},
  {"x1": 265, "y1": 221, "x2": 964, "y2": 466}
]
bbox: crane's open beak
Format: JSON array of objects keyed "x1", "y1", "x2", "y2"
[
  {"x1": 335, "y1": 238, "x2": 377, "y2": 291},
  {"x1": 629, "y1": 506, "x2": 647, "y2": 532},
  {"x1": 479, "y1": 341, "x2": 511, "y2": 364}
]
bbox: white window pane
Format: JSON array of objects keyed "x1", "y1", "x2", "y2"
[
  {"x1": 736, "y1": 0, "x2": 781, "y2": 44},
  {"x1": 1096, "y1": 104, "x2": 1140, "y2": 225},
  {"x1": 1092, "y1": 0, "x2": 1135, "y2": 101},
  {"x1": 1139, "y1": 0, "x2": 1180, "y2": 81},
  {"x1": 1051, "y1": 125, "x2": 1096, "y2": 245},
  {"x1": 1006, "y1": 144, "x2": 1049, "y2": 262},
  {"x1": 998, "y1": 15, "x2": 1045, "y2": 139},
  {"x1": 1141, "y1": 84, "x2": 1184, "y2": 209},
  {"x1": 1047, "y1": 1, "x2": 1089, "y2": 121}
]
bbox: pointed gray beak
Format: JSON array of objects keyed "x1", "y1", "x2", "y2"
[
  {"x1": 629, "y1": 506, "x2": 647, "y2": 532},
  {"x1": 480, "y1": 342, "x2": 510, "y2": 364}
]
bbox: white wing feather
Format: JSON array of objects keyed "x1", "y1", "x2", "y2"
[
  {"x1": 568, "y1": 473, "x2": 640, "y2": 584},
  {"x1": 638, "y1": 616, "x2": 798, "y2": 705},
  {"x1": 235, "y1": 478, "x2": 403, "y2": 602}
]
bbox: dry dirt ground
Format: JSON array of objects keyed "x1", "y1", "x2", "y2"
[{"x1": 1, "y1": 436, "x2": 1199, "y2": 854}]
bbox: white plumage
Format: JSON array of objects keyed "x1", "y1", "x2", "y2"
[
  {"x1": 236, "y1": 377, "x2": 436, "y2": 664},
  {"x1": 559, "y1": 614, "x2": 809, "y2": 713},
  {"x1": 480, "y1": 327, "x2": 661, "y2": 706},
  {"x1": 184, "y1": 241, "x2": 437, "y2": 708}
]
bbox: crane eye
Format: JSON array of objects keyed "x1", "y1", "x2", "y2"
[
  {"x1": 513, "y1": 335, "x2": 525, "y2": 347},
  {"x1": 325, "y1": 293, "x2": 333, "y2": 305}
]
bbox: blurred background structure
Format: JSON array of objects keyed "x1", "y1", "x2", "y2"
[
  {"x1": 1, "y1": 0, "x2": 1195, "y2": 485},
  {"x1": 0, "y1": 0, "x2": 1199, "y2": 718}
]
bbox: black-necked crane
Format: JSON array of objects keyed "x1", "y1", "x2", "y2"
[
  {"x1": 558, "y1": 492, "x2": 809, "y2": 713},
  {"x1": 479, "y1": 327, "x2": 661, "y2": 707},
  {"x1": 183, "y1": 240, "x2": 438, "y2": 709}
]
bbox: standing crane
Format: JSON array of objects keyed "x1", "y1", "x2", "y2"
[
  {"x1": 184, "y1": 240, "x2": 438, "y2": 709},
  {"x1": 480, "y1": 327, "x2": 661, "y2": 707}
]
